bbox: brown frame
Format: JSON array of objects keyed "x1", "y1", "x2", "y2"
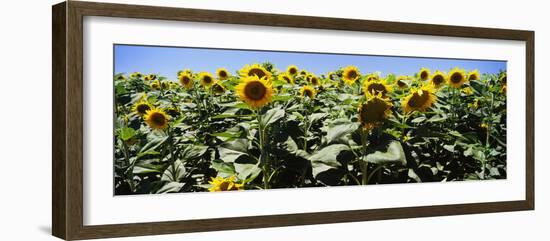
[{"x1": 52, "y1": 1, "x2": 535, "y2": 240}]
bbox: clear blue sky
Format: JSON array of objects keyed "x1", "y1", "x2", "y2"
[{"x1": 114, "y1": 44, "x2": 506, "y2": 80}]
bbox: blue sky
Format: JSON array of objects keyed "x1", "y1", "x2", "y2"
[{"x1": 114, "y1": 44, "x2": 506, "y2": 80}]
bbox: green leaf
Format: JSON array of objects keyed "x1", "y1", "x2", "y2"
[
  {"x1": 309, "y1": 144, "x2": 349, "y2": 177},
  {"x1": 161, "y1": 160, "x2": 186, "y2": 182},
  {"x1": 118, "y1": 127, "x2": 136, "y2": 141},
  {"x1": 211, "y1": 159, "x2": 236, "y2": 177},
  {"x1": 218, "y1": 138, "x2": 249, "y2": 163},
  {"x1": 234, "y1": 163, "x2": 262, "y2": 182},
  {"x1": 180, "y1": 145, "x2": 208, "y2": 160},
  {"x1": 365, "y1": 141, "x2": 406, "y2": 165},
  {"x1": 411, "y1": 116, "x2": 426, "y2": 123},
  {"x1": 325, "y1": 120, "x2": 359, "y2": 144},
  {"x1": 155, "y1": 182, "x2": 184, "y2": 194},
  {"x1": 260, "y1": 107, "x2": 285, "y2": 127}
]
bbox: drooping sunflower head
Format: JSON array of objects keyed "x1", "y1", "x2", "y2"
[
  {"x1": 178, "y1": 72, "x2": 194, "y2": 89},
  {"x1": 358, "y1": 93, "x2": 393, "y2": 130},
  {"x1": 208, "y1": 176, "x2": 244, "y2": 192},
  {"x1": 235, "y1": 75, "x2": 274, "y2": 109},
  {"x1": 447, "y1": 67, "x2": 467, "y2": 88},
  {"x1": 216, "y1": 68, "x2": 230, "y2": 80},
  {"x1": 132, "y1": 100, "x2": 153, "y2": 116},
  {"x1": 300, "y1": 86, "x2": 316, "y2": 99},
  {"x1": 430, "y1": 70, "x2": 447, "y2": 88},
  {"x1": 211, "y1": 81, "x2": 226, "y2": 95},
  {"x1": 365, "y1": 74, "x2": 379, "y2": 82},
  {"x1": 363, "y1": 80, "x2": 392, "y2": 97},
  {"x1": 401, "y1": 84, "x2": 437, "y2": 113},
  {"x1": 278, "y1": 72, "x2": 294, "y2": 85},
  {"x1": 342, "y1": 66, "x2": 361, "y2": 85},
  {"x1": 419, "y1": 67, "x2": 431, "y2": 81},
  {"x1": 144, "y1": 108, "x2": 170, "y2": 130},
  {"x1": 467, "y1": 69, "x2": 480, "y2": 81},
  {"x1": 130, "y1": 72, "x2": 143, "y2": 79},
  {"x1": 198, "y1": 72, "x2": 215, "y2": 87},
  {"x1": 239, "y1": 63, "x2": 272, "y2": 80},
  {"x1": 286, "y1": 65, "x2": 299, "y2": 76},
  {"x1": 144, "y1": 74, "x2": 157, "y2": 81},
  {"x1": 395, "y1": 75, "x2": 409, "y2": 89},
  {"x1": 150, "y1": 80, "x2": 160, "y2": 90}
]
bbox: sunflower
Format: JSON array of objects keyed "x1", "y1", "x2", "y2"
[
  {"x1": 299, "y1": 70, "x2": 308, "y2": 76},
  {"x1": 358, "y1": 93, "x2": 393, "y2": 130},
  {"x1": 198, "y1": 72, "x2": 215, "y2": 87},
  {"x1": 467, "y1": 69, "x2": 480, "y2": 81},
  {"x1": 132, "y1": 100, "x2": 152, "y2": 116},
  {"x1": 395, "y1": 75, "x2": 409, "y2": 89},
  {"x1": 365, "y1": 74, "x2": 379, "y2": 82},
  {"x1": 178, "y1": 72, "x2": 194, "y2": 89},
  {"x1": 462, "y1": 87, "x2": 474, "y2": 95},
  {"x1": 216, "y1": 68, "x2": 230, "y2": 80},
  {"x1": 166, "y1": 106, "x2": 180, "y2": 117},
  {"x1": 150, "y1": 80, "x2": 160, "y2": 90},
  {"x1": 144, "y1": 74, "x2": 157, "y2": 81},
  {"x1": 115, "y1": 75, "x2": 127, "y2": 81},
  {"x1": 447, "y1": 67, "x2": 467, "y2": 88},
  {"x1": 287, "y1": 65, "x2": 299, "y2": 76},
  {"x1": 501, "y1": 84, "x2": 507, "y2": 95},
  {"x1": 130, "y1": 72, "x2": 143, "y2": 79},
  {"x1": 419, "y1": 67, "x2": 431, "y2": 81},
  {"x1": 499, "y1": 74, "x2": 507, "y2": 84},
  {"x1": 144, "y1": 108, "x2": 170, "y2": 130},
  {"x1": 177, "y1": 69, "x2": 193, "y2": 77},
  {"x1": 309, "y1": 74, "x2": 320, "y2": 86},
  {"x1": 401, "y1": 84, "x2": 437, "y2": 113},
  {"x1": 208, "y1": 176, "x2": 244, "y2": 192},
  {"x1": 342, "y1": 66, "x2": 361, "y2": 85},
  {"x1": 278, "y1": 72, "x2": 294, "y2": 85},
  {"x1": 430, "y1": 70, "x2": 446, "y2": 88},
  {"x1": 160, "y1": 81, "x2": 170, "y2": 90},
  {"x1": 235, "y1": 75, "x2": 273, "y2": 109},
  {"x1": 327, "y1": 71, "x2": 336, "y2": 81},
  {"x1": 300, "y1": 86, "x2": 316, "y2": 99},
  {"x1": 239, "y1": 64, "x2": 272, "y2": 80},
  {"x1": 363, "y1": 80, "x2": 392, "y2": 97},
  {"x1": 211, "y1": 81, "x2": 226, "y2": 95}
]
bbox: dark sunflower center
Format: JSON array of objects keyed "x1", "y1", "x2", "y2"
[
  {"x1": 420, "y1": 71, "x2": 428, "y2": 80},
  {"x1": 408, "y1": 92, "x2": 429, "y2": 108},
  {"x1": 218, "y1": 181, "x2": 230, "y2": 191},
  {"x1": 219, "y1": 71, "x2": 228, "y2": 78},
  {"x1": 468, "y1": 74, "x2": 477, "y2": 81},
  {"x1": 304, "y1": 89, "x2": 313, "y2": 98},
  {"x1": 137, "y1": 104, "x2": 151, "y2": 114},
  {"x1": 347, "y1": 70, "x2": 357, "y2": 80},
  {"x1": 283, "y1": 76, "x2": 291, "y2": 83},
  {"x1": 397, "y1": 80, "x2": 407, "y2": 87},
  {"x1": 432, "y1": 75, "x2": 444, "y2": 85},
  {"x1": 213, "y1": 84, "x2": 224, "y2": 93},
  {"x1": 450, "y1": 73, "x2": 463, "y2": 83},
  {"x1": 289, "y1": 68, "x2": 297, "y2": 75},
  {"x1": 248, "y1": 68, "x2": 266, "y2": 79},
  {"x1": 244, "y1": 81, "x2": 267, "y2": 100},
  {"x1": 203, "y1": 76, "x2": 212, "y2": 84},
  {"x1": 151, "y1": 112, "x2": 166, "y2": 126},
  {"x1": 181, "y1": 76, "x2": 190, "y2": 84},
  {"x1": 367, "y1": 83, "x2": 387, "y2": 95},
  {"x1": 311, "y1": 77, "x2": 319, "y2": 85},
  {"x1": 361, "y1": 99, "x2": 387, "y2": 123}
]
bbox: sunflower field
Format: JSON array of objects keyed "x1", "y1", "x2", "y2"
[{"x1": 114, "y1": 63, "x2": 507, "y2": 195}]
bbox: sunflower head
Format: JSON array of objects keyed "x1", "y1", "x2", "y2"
[
  {"x1": 160, "y1": 81, "x2": 170, "y2": 90},
  {"x1": 365, "y1": 74, "x2": 379, "y2": 82},
  {"x1": 150, "y1": 80, "x2": 160, "y2": 90},
  {"x1": 132, "y1": 100, "x2": 152, "y2": 116},
  {"x1": 239, "y1": 63, "x2": 272, "y2": 80},
  {"x1": 358, "y1": 93, "x2": 393, "y2": 130},
  {"x1": 177, "y1": 69, "x2": 193, "y2": 77},
  {"x1": 395, "y1": 75, "x2": 409, "y2": 89},
  {"x1": 401, "y1": 84, "x2": 437, "y2": 113},
  {"x1": 286, "y1": 65, "x2": 299, "y2": 76},
  {"x1": 501, "y1": 84, "x2": 507, "y2": 95},
  {"x1": 430, "y1": 70, "x2": 447, "y2": 88},
  {"x1": 198, "y1": 72, "x2": 215, "y2": 87},
  {"x1": 216, "y1": 68, "x2": 230, "y2": 80},
  {"x1": 211, "y1": 81, "x2": 226, "y2": 95},
  {"x1": 327, "y1": 72, "x2": 336, "y2": 81},
  {"x1": 235, "y1": 75, "x2": 274, "y2": 109},
  {"x1": 342, "y1": 66, "x2": 361, "y2": 85},
  {"x1": 115, "y1": 74, "x2": 127, "y2": 81},
  {"x1": 309, "y1": 74, "x2": 320, "y2": 86},
  {"x1": 130, "y1": 72, "x2": 143, "y2": 79},
  {"x1": 419, "y1": 67, "x2": 431, "y2": 81},
  {"x1": 178, "y1": 72, "x2": 194, "y2": 89},
  {"x1": 299, "y1": 70, "x2": 308, "y2": 76},
  {"x1": 462, "y1": 87, "x2": 474, "y2": 95},
  {"x1": 300, "y1": 86, "x2": 316, "y2": 99},
  {"x1": 208, "y1": 176, "x2": 244, "y2": 192},
  {"x1": 467, "y1": 69, "x2": 480, "y2": 81},
  {"x1": 144, "y1": 108, "x2": 170, "y2": 130},
  {"x1": 278, "y1": 72, "x2": 294, "y2": 85},
  {"x1": 144, "y1": 74, "x2": 157, "y2": 81},
  {"x1": 363, "y1": 80, "x2": 392, "y2": 97},
  {"x1": 499, "y1": 74, "x2": 507, "y2": 84},
  {"x1": 447, "y1": 67, "x2": 467, "y2": 88}
]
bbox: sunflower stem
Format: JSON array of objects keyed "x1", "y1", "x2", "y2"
[
  {"x1": 360, "y1": 129, "x2": 370, "y2": 185},
  {"x1": 257, "y1": 109, "x2": 270, "y2": 189}
]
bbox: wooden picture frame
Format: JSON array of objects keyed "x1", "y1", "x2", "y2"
[{"x1": 52, "y1": 1, "x2": 534, "y2": 240}]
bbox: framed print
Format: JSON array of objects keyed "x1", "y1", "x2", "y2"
[{"x1": 52, "y1": 1, "x2": 534, "y2": 240}]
